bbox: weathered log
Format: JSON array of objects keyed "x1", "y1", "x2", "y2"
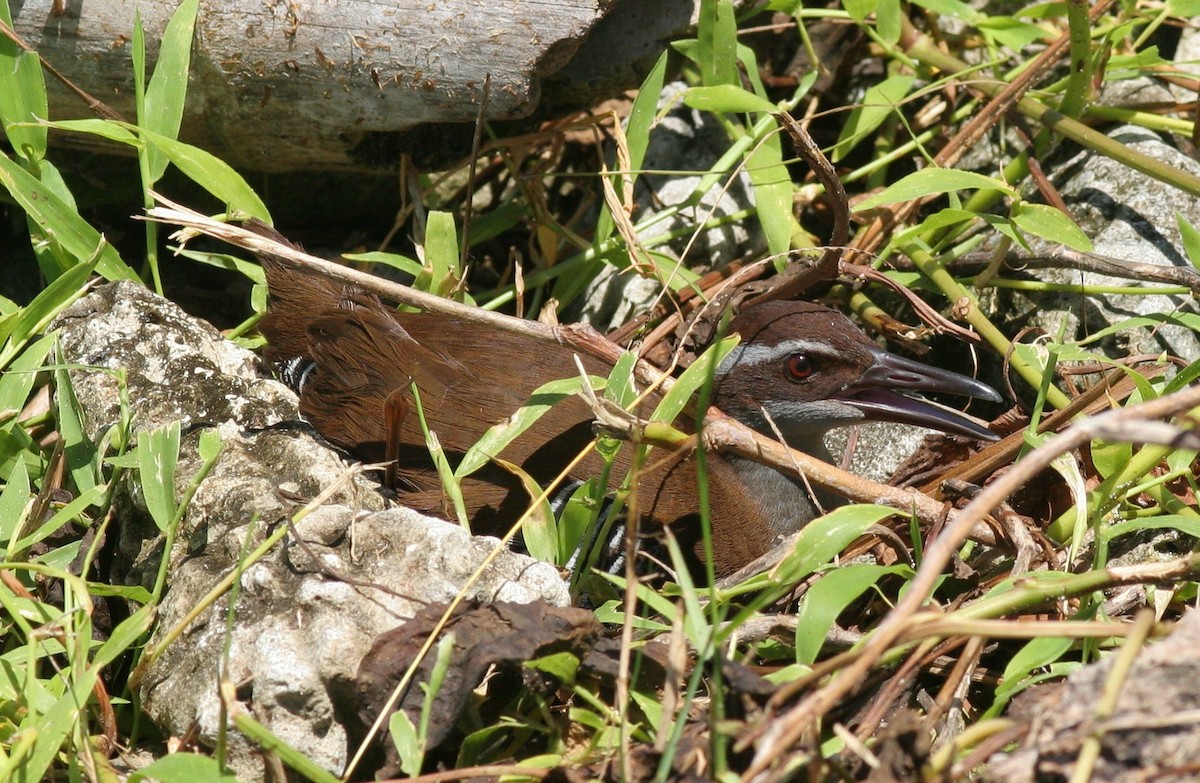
[{"x1": 9, "y1": 0, "x2": 713, "y2": 172}]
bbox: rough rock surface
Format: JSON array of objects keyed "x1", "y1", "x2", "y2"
[
  {"x1": 996, "y1": 124, "x2": 1200, "y2": 363},
  {"x1": 984, "y1": 609, "x2": 1200, "y2": 783},
  {"x1": 52, "y1": 281, "x2": 569, "y2": 781}
]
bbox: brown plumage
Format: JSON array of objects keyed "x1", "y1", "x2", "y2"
[{"x1": 254, "y1": 229, "x2": 1000, "y2": 577}]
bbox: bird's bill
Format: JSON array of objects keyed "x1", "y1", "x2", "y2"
[{"x1": 837, "y1": 347, "x2": 1001, "y2": 441}]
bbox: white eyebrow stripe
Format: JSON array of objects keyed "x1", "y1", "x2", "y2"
[{"x1": 716, "y1": 339, "x2": 839, "y2": 376}]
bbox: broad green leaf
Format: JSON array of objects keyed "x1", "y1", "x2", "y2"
[
  {"x1": 696, "y1": 0, "x2": 738, "y2": 86},
  {"x1": 139, "y1": 128, "x2": 271, "y2": 220},
  {"x1": 525, "y1": 651, "x2": 581, "y2": 683},
  {"x1": 1103, "y1": 514, "x2": 1200, "y2": 542},
  {"x1": 0, "y1": 457, "x2": 30, "y2": 549},
  {"x1": 652, "y1": 334, "x2": 739, "y2": 423},
  {"x1": 390, "y1": 709, "x2": 422, "y2": 777},
  {"x1": 176, "y1": 249, "x2": 267, "y2": 283},
  {"x1": 46, "y1": 118, "x2": 140, "y2": 146},
  {"x1": 1012, "y1": 203, "x2": 1093, "y2": 252},
  {"x1": 775, "y1": 504, "x2": 898, "y2": 584},
  {"x1": 0, "y1": 151, "x2": 136, "y2": 282},
  {"x1": 138, "y1": 420, "x2": 181, "y2": 532},
  {"x1": 0, "y1": 260, "x2": 94, "y2": 370},
  {"x1": 10, "y1": 484, "x2": 107, "y2": 555},
  {"x1": 604, "y1": 351, "x2": 639, "y2": 408},
  {"x1": 496, "y1": 457, "x2": 558, "y2": 563},
  {"x1": 991, "y1": 635, "x2": 1076, "y2": 710},
  {"x1": 875, "y1": 0, "x2": 903, "y2": 43},
  {"x1": 908, "y1": 0, "x2": 983, "y2": 23},
  {"x1": 0, "y1": 333, "x2": 53, "y2": 409},
  {"x1": 684, "y1": 84, "x2": 778, "y2": 114},
  {"x1": 143, "y1": 0, "x2": 200, "y2": 181},
  {"x1": 1177, "y1": 213, "x2": 1200, "y2": 270},
  {"x1": 832, "y1": 76, "x2": 914, "y2": 162},
  {"x1": 0, "y1": 0, "x2": 48, "y2": 161},
  {"x1": 1078, "y1": 312, "x2": 1200, "y2": 346},
  {"x1": 420, "y1": 210, "x2": 463, "y2": 298},
  {"x1": 627, "y1": 52, "x2": 667, "y2": 174},
  {"x1": 978, "y1": 15, "x2": 1051, "y2": 50},
  {"x1": 1090, "y1": 440, "x2": 1131, "y2": 481},
  {"x1": 594, "y1": 51, "x2": 667, "y2": 245},
  {"x1": 795, "y1": 564, "x2": 911, "y2": 665},
  {"x1": 629, "y1": 689, "x2": 664, "y2": 737},
  {"x1": 54, "y1": 345, "x2": 97, "y2": 497},
  {"x1": 747, "y1": 123, "x2": 793, "y2": 256},
  {"x1": 853, "y1": 169, "x2": 1016, "y2": 212},
  {"x1": 558, "y1": 477, "x2": 604, "y2": 566},
  {"x1": 128, "y1": 753, "x2": 239, "y2": 783},
  {"x1": 456, "y1": 376, "x2": 600, "y2": 479},
  {"x1": 342, "y1": 251, "x2": 424, "y2": 278},
  {"x1": 843, "y1": 0, "x2": 876, "y2": 23}
]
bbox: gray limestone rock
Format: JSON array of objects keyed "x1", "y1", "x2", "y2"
[{"x1": 52, "y1": 281, "x2": 568, "y2": 781}]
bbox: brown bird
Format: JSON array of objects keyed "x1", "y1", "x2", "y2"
[{"x1": 257, "y1": 248, "x2": 999, "y2": 577}]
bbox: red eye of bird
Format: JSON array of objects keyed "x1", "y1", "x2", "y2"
[{"x1": 786, "y1": 354, "x2": 813, "y2": 380}]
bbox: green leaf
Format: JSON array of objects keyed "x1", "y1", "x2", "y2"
[
  {"x1": 594, "y1": 51, "x2": 667, "y2": 246},
  {"x1": 557, "y1": 477, "x2": 605, "y2": 571},
  {"x1": 0, "y1": 333, "x2": 53, "y2": 409},
  {"x1": 138, "y1": 129, "x2": 271, "y2": 220},
  {"x1": 991, "y1": 635, "x2": 1076, "y2": 712},
  {"x1": 142, "y1": 0, "x2": 200, "y2": 181},
  {"x1": 390, "y1": 710, "x2": 423, "y2": 777},
  {"x1": 0, "y1": 151, "x2": 137, "y2": 282},
  {"x1": 1103, "y1": 514, "x2": 1200, "y2": 543},
  {"x1": 853, "y1": 169, "x2": 1016, "y2": 212},
  {"x1": 420, "y1": 211, "x2": 463, "y2": 298},
  {"x1": 794, "y1": 563, "x2": 911, "y2": 665},
  {"x1": 775, "y1": 504, "x2": 898, "y2": 584},
  {"x1": 128, "y1": 753, "x2": 239, "y2": 783},
  {"x1": 0, "y1": 260, "x2": 95, "y2": 369},
  {"x1": 525, "y1": 651, "x2": 581, "y2": 683},
  {"x1": 138, "y1": 421, "x2": 181, "y2": 532},
  {"x1": 603, "y1": 351, "x2": 639, "y2": 408},
  {"x1": 53, "y1": 345, "x2": 98, "y2": 497},
  {"x1": 652, "y1": 335, "x2": 738, "y2": 423},
  {"x1": 496, "y1": 456, "x2": 558, "y2": 563},
  {"x1": 1078, "y1": 312, "x2": 1200, "y2": 346},
  {"x1": 747, "y1": 122, "x2": 794, "y2": 256},
  {"x1": 683, "y1": 85, "x2": 778, "y2": 114},
  {"x1": 0, "y1": 0, "x2": 49, "y2": 161},
  {"x1": 874, "y1": 0, "x2": 903, "y2": 44},
  {"x1": 0, "y1": 457, "x2": 31, "y2": 550},
  {"x1": 832, "y1": 76, "x2": 914, "y2": 162},
  {"x1": 627, "y1": 52, "x2": 667, "y2": 174},
  {"x1": 696, "y1": 0, "x2": 739, "y2": 86},
  {"x1": 843, "y1": 0, "x2": 876, "y2": 23},
  {"x1": 978, "y1": 15, "x2": 1051, "y2": 51},
  {"x1": 1090, "y1": 440, "x2": 1131, "y2": 481},
  {"x1": 1011, "y1": 203, "x2": 1093, "y2": 252},
  {"x1": 1177, "y1": 213, "x2": 1200, "y2": 270},
  {"x1": 456, "y1": 376, "x2": 599, "y2": 479},
  {"x1": 45, "y1": 118, "x2": 141, "y2": 146},
  {"x1": 10, "y1": 484, "x2": 107, "y2": 556}
]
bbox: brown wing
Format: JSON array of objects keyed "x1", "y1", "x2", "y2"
[{"x1": 253, "y1": 232, "x2": 775, "y2": 575}]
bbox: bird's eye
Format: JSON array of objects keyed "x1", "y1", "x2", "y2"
[{"x1": 786, "y1": 354, "x2": 814, "y2": 380}]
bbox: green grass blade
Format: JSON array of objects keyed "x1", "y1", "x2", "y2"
[
  {"x1": 142, "y1": 0, "x2": 199, "y2": 182},
  {"x1": 0, "y1": 151, "x2": 137, "y2": 282},
  {"x1": 138, "y1": 129, "x2": 271, "y2": 220},
  {"x1": 138, "y1": 421, "x2": 181, "y2": 532},
  {"x1": 0, "y1": 0, "x2": 48, "y2": 161}
]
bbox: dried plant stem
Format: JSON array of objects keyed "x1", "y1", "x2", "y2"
[{"x1": 740, "y1": 383, "x2": 1200, "y2": 782}]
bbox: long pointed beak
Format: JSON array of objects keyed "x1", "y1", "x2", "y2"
[{"x1": 837, "y1": 347, "x2": 1002, "y2": 441}]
